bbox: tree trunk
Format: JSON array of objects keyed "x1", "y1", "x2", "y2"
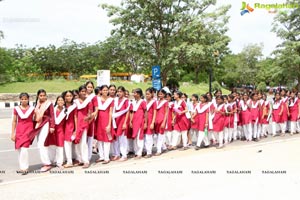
[{"x1": 194, "y1": 66, "x2": 200, "y2": 84}]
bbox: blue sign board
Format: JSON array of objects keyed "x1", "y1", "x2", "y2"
[
  {"x1": 152, "y1": 65, "x2": 161, "y2": 79},
  {"x1": 152, "y1": 79, "x2": 162, "y2": 91}
]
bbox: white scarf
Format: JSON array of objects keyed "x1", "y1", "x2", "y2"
[
  {"x1": 65, "y1": 104, "x2": 77, "y2": 120},
  {"x1": 282, "y1": 96, "x2": 288, "y2": 103},
  {"x1": 146, "y1": 99, "x2": 156, "y2": 111},
  {"x1": 132, "y1": 99, "x2": 143, "y2": 112},
  {"x1": 157, "y1": 99, "x2": 167, "y2": 109},
  {"x1": 54, "y1": 106, "x2": 66, "y2": 125},
  {"x1": 114, "y1": 97, "x2": 127, "y2": 111},
  {"x1": 289, "y1": 97, "x2": 298, "y2": 107},
  {"x1": 15, "y1": 106, "x2": 34, "y2": 119},
  {"x1": 240, "y1": 100, "x2": 250, "y2": 111},
  {"x1": 76, "y1": 93, "x2": 95, "y2": 109},
  {"x1": 251, "y1": 100, "x2": 259, "y2": 109},
  {"x1": 273, "y1": 100, "x2": 281, "y2": 110},
  {"x1": 196, "y1": 103, "x2": 210, "y2": 114},
  {"x1": 97, "y1": 97, "x2": 114, "y2": 111},
  {"x1": 112, "y1": 98, "x2": 130, "y2": 129}
]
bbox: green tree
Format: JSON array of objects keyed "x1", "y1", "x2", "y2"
[
  {"x1": 272, "y1": 0, "x2": 300, "y2": 89},
  {"x1": 101, "y1": 0, "x2": 230, "y2": 85}
]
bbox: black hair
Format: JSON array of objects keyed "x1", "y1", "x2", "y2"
[
  {"x1": 117, "y1": 86, "x2": 126, "y2": 93},
  {"x1": 146, "y1": 87, "x2": 154, "y2": 94},
  {"x1": 35, "y1": 89, "x2": 47, "y2": 107},
  {"x1": 182, "y1": 93, "x2": 188, "y2": 98},
  {"x1": 228, "y1": 94, "x2": 234, "y2": 100},
  {"x1": 109, "y1": 84, "x2": 117, "y2": 90},
  {"x1": 19, "y1": 92, "x2": 30, "y2": 105},
  {"x1": 223, "y1": 95, "x2": 228, "y2": 100},
  {"x1": 100, "y1": 85, "x2": 109, "y2": 90},
  {"x1": 200, "y1": 94, "x2": 208, "y2": 102},
  {"x1": 191, "y1": 94, "x2": 199, "y2": 101},
  {"x1": 214, "y1": 89, "x2": 222, "y2": 96},
  {"x1": 72, "y1": 89, "x2": 79, "y2": 96},
  {"x1": 62, "y1": 90, "x2": 74, "y2": 105},
  {"x1": 85, "y1": 81, "x2": 94, "y2": 89},
  {"x1": 216, "y1": 95, "x2": 224, "y2": 101},
  {"x1": 157, "y1": 89, "x2": 167, "y2": 98},
  {"x1": 134, "y1": 88, "x2": 143, "y2": 97},
  {"x1": 78, "y1": 85, "x2": 87, "y2": 92},
  {"x1": 54, "y1": 95, "x2": 64, "y2": 107},
  {"x1": 94, "y1": 86, "x2": 101, "y2": 95},
  {"x1": 174, "y1": 90, "x2": 183, "y2": 98}
]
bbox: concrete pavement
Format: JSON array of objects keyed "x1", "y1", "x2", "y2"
[{"x1": 1, "y1": 114, "x2": 300, "y2": 200}]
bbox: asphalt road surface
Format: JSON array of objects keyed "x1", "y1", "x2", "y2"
[{"x1": 0, "y1": 115, "x2": 299, "y2": 200}]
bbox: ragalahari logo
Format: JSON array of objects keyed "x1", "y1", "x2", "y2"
[{"x1": 240, "y1": 2, "x2": 254, "y2": 16}]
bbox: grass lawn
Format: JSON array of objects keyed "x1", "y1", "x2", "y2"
[{"x1": 0, "y1": 79, "x2": 230, "y2": 95}]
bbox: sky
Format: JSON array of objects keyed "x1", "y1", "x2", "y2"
[{"x1": 0, "y1": 0, "x2": 290, "y2": 56}]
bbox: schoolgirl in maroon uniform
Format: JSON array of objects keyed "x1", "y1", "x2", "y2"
[
  {"x1": 47, "y1": 96, "x2": 66, "y2": 169},
  {"x1": 259, "y1": 93, "x2": 270, "y2": 137},
  {"x1": 85, "y1": 81, "x2": 99, "y2": 161},
  {"x1": 94, "y1": 85, "x2": 114, "y2": 164},
  {"x1": 212, "y1": 95, "x2": 226, "y2": 149},
  {"x1": 240, "y1": 93, "x2": 252, "y2": 141},
  {"x1": 144, "y1": 88, "x2": 157, "y2": 158},
  {"x1": 288, "y1": 89, "x2": 300, "y2": 135},
  {"x1": 155, "y1": 89, "x2": 169, "y2": 156},
  {"x1": 250, "y1": 92, "x2": 260, "y2": 141},
  {"x1": 272, "y1": 92, "x2": 284, "y2": 137},
  {"x1": 193, "y1": 94, "x2": 210, "y2": 150},
  {"x1": 173, "y1": 91, "x2": 190, "y2": 151},
  {"x1": 31, "y1": 89, "x2": 55, "y2": 172},
  {"x1": 62, "y1": 90, "x2": 77, "y2": 168},
  {"x1": 165, "y1": 93, "x2": 175, "y2": 149},
  {"x1": 190, "y1": 94, "x2": 199, "y2": 146},
  {"x1": 112, "y1": 86, "x2": 130, "y2": 161},
  {"x1": 280, "y1": 89, "x2": 289, "y2": 134},
  {"x1": 74, "y1": 85, "x2": 93, "y2": 168},
  {"x1": 130, "y1": 88, "x2": 147, "y2": 159},
  {"x1": 11, "y1": 93, "x2": 35, "y2": 175}
]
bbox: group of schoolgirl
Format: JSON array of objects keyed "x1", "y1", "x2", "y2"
[{"x1": 11, "y1": 81, "x2": 300, "y2": 175}]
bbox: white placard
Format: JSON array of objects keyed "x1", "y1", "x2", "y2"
[{"x1": 97, "y1": 70, "x2": 110, "y2": 87}]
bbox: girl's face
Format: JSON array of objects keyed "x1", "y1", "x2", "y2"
[
  {"x1": 207, "y1": 94, "x2": 212, "y2": 101},
  {"x1": 174, "y1": 93, "x2": 179, "y2": 100},
  {"x1": 281, "y1": 90, "x2": 286, "y2": 96},
  {"x1": 224, "y1": 98, "x2": 228, "y2": 103},
  {"x1": 191, "y1": 96, "x2": 197, "y2": 103},
  {"x1": 133, "y1": 91, "x2": 140, "y2": 99},
  {"x1": 228, "y1": 97, "x2": 233, "y2": 103},
  {"x1": 65, "y1": 92, "x2": 73, "y2": 103},
  {"x1": 145, "y1": 91, "x2": 152, "y2": 100},
  {"x1": 125, "y1": 92, "x2": 129, "y2": 98},
  {"x1": 291, "y1": 92, "x2": 295, "y2": 98},
  {"x1": 262, "y1": 95, "x2": 267, "y2": 101},
  {"x1": 258, "y1": 93, "x2": 262, "y2": 99},
  {"x1": 275, "y1": 93, "x2": 281, "y2": 100},
  {"x1": 181, "y1": 95, "x2": 187, "y2": 102},
  {"x1": 243, "y1": 94, "x2": 248, "y2": 101},
  {"x1": 86, "y1": 83, "x2": 94, "y2": 94},
  {"x1": 109, "y1": 87, "x2": 116, "y2": 97},
  {"x1": 117, "y1": 89, "x2": 124, "y2": 98},
  {"x1": 200, "y1": 96, "x2": 206, "y2": 103},
  {"x1": 20, "y1": 96, "x2": 29, "y2": 106},
  {"x1": 79, "y1": 89, "x2": 87, "y2": 99},
  {"x1": 102, "y1": 87, "x2": 109, "y2": 97},
  {"x1": 166, "y1": 95, "x2": 172, "y2": 102},
  {"x1": 216, "y1": 98, "x2": 223, "y2": 105},
  {"x1": 38, "y1": 92, "x2": 47, "y2": 102},
  {"x1": 252, "y1": 94, "x2": 258, "y2": 101},
  {"x1": 216, "y1": 91, "x2": 222, "y2": 97},
  {"x1": 158, "y1": 91, "x2": 164, "y2": 100},
  {"x1": 57, "y1": 97, "x2": 65, "y2": 107},
  {"x1": 73, "y1": 92, "x2": 79, "y2": 99}
]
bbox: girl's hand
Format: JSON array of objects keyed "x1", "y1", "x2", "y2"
[
  {"x1": 161, "y1": 122, "x2": 165, "y2": 129},
  {"x1": 279, "y1": 112, "x2": 282, "y2": 116},
  {"x1": 191, "y1": 118, "x2": 195, "y2": 123},
  {"x1": 130, "y1": 122, "x2": 133, "y2": 128},
  {"x1": 205, "y1": 123, "x2": 208, "y2": 128},
  {"x1": 106, "y1": 125, "x2": 111, "y2": 133},
  {"x1": 122, "y1": 123, "x2": 127, "y2": 130},
  {"x1": 144, "y1": 123, "x2": 147, "y2": 130},
  {"x1": 11, "y1": 134, "x2": 16, "y2": 142},
  {"x1": 150, "y1": 123, "x2": 154, "y2": 130},
  {"x1": 50, "y1": 128, "x2": 55, "y2": 134}
]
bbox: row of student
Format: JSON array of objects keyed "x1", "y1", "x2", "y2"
[{"x1": 11, "y1": 83, "x2": 300, "y2": 174}]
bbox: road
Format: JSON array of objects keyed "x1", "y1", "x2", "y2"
[{"x1": 0, "y1": 114, "x2": 299, "y2": 199}]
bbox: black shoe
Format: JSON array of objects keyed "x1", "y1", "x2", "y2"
[{"x1": 195, "y1": 146, "x2": 200, "y2": 151}]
